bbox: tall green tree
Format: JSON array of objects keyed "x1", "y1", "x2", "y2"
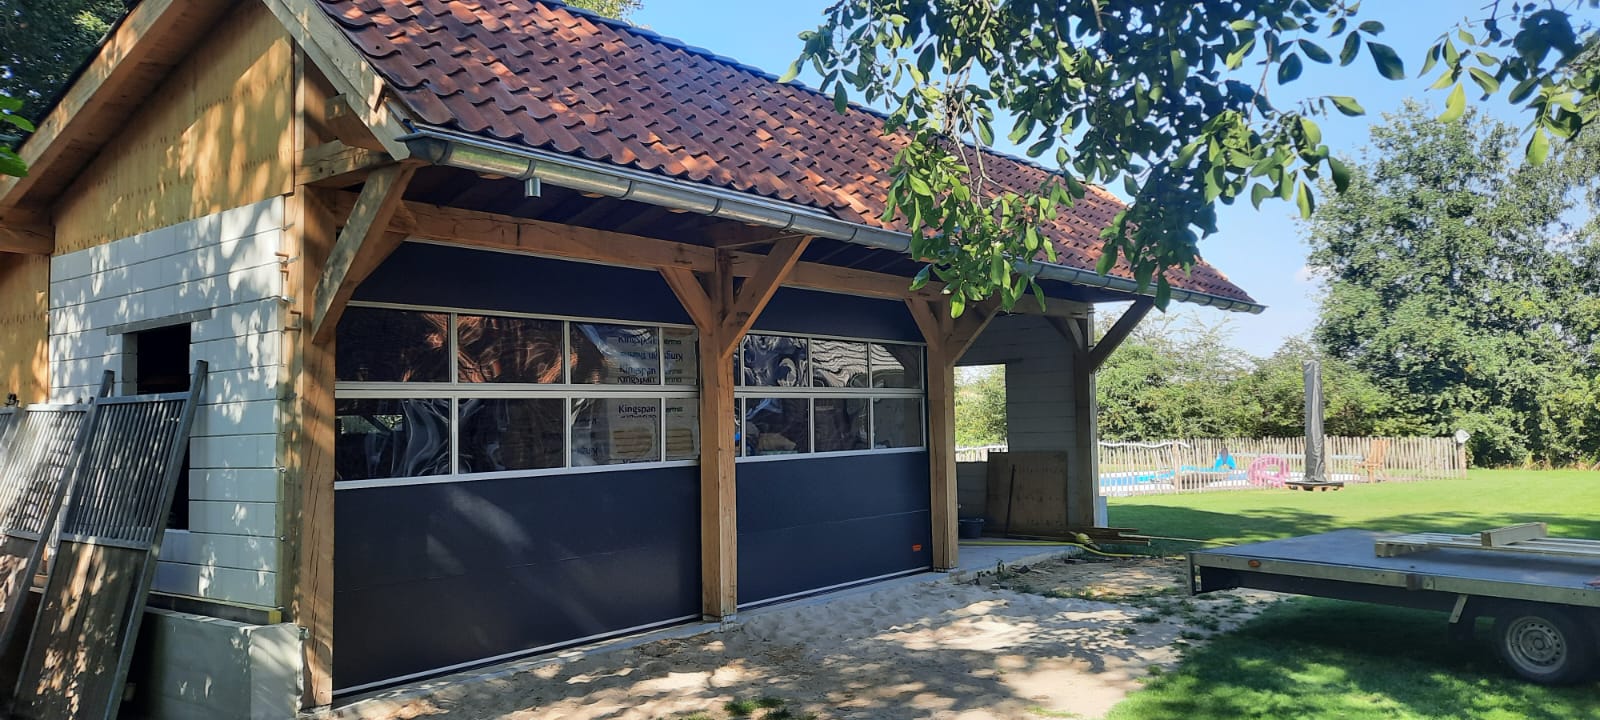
[
  {"x1": 790, "y1": 2, "x2": 1600, "y2": 316},
  {"x1": 1308, "y1": 102, "x2": 1600, "y2": 466},
  {"x1": 0, "y1": 0, "x2": 130, "y2": 122},
  {"x1": 954, "y1": 366, "x2": 1006, "y2": 447}
]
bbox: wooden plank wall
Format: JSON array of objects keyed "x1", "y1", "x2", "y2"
[
  {"x1": 0, "y1": 255, "x2": 49, "y2": 404},
  {"x1": 52, "y1": 2, "x2": 295, "y2": 254}
]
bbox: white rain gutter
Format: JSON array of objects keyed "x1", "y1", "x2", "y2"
[{"x1": 400, "y1": 124, "x2": 1266, "y2": 314}]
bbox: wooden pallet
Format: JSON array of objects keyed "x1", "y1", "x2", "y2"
[{"x1": 1375, "y1": 523, "x2": 1600, "y2": 560}]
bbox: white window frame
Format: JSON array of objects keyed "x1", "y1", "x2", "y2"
[{"x1": 333, "y1": 303, "x2": 930, "y2": 488}]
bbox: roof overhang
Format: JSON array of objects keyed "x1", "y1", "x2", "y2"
[{"x1": 402, "y1": 124, "x2": 1267, "y2": 314}]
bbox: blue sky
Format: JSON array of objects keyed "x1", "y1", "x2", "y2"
[{"x1": 630, "y1": 1, "x2": 1529, "y2": 357}]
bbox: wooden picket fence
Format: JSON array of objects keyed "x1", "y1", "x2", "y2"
[{"x1": 1095, "y1": 436, "x2": 1467, "y2": 496}]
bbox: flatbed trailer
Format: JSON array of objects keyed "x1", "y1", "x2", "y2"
[{"x1": 1189, "y1": 529, "x2": 1600, "y2": 684}]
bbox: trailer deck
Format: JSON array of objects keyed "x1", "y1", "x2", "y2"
[{"x1": 1189, "y1": 529, "x2": 1600, "y2": 684}]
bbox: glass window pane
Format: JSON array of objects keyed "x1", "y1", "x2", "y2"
[
  {"x1": 814, "y1": 398, "x2": 869, "y2": 452},
  {"x1": 457, "y1": 314, "x2": 565, "y2": 384},
  {"x1": 871, "y1": 343, "x2": 924, "y2": 389},
  {"x1": 744, "y1": 397, "x2": 810, "y2": 455},
  {"x1": 873, "y1": 398, "x2": 924, "y2": 448},
  {"x1": 810, "y1": 340, "x2": 869, "y2": 388},
  {"x1": 665, "y1": 398, "x2": 699, "y2": 461},
  {"x1": 572, "y1": 397, "x2": 662, "y2": 465},
  {"x1": 336, "y1": 308, "x2": 450, "y2": 382},
  {"x1": 743, "y1": 335, "x2": 808, "y2": 387},
  {"x1": 572, "y1": 324, "x2": 660, "y2": 385},
  {"x1": 334, "y1": 398, "x2": 451, "y2": 480},
  {"x1": 663, "y1": 327, "x2": 699, "y2": 386},
  {"x1": 458, "y1": 397, "x2": 564, "y2": 472}
]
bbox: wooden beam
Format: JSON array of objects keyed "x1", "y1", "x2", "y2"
[
  {"x1": 0, "y1": 0, "x2": 227, "y2": 209},
  {"x1": 298, "y1": 141, "x2": 395, "y2": 186},
  {"x1": 260, "y1": 0, "x2": 413, "y2": 159},
  {"x1": 726, "y1": 236, "x2": 812, "y2": 338},
  {"x1": 0, "y1": 223, "x2": 53, "y2": 255},
  {"x1": 309, "y1": 165, "x2": 416, "y2": 344},
  {"x1": 324, "y1": 192, "x2": 948, "y2": 301},
  {"x1": 1087, "y1": 298, "x2": 1154, "y2": 372},
  {"x1": 905, "y1": 297, "x2": 1000, "y2": 572},
  {"x1": 661, "y1": 258, "x2": 741, "y2": 620}
]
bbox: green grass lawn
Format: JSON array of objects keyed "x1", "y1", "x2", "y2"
[{"x1": 1104, "y1": 470, "x2": 1600, "y2": 720}]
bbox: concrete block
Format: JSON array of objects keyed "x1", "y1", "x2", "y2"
[{"x1": 127, "y1": 609, "x2": 301, "y2": 720}]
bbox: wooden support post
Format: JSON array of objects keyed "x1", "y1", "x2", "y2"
[
  {"x1": 308, "y1": 164, "x2": 416, "y2": 344},
  {"x1": 662, "y1": 240, "x2": 810, "y2": 620},
  {"x1": 907, "y1": 298, "x2": 1000, "y2": 571},
  {"x1": 1087, "y1": 298, "x2": 1153, "y2": 373}
]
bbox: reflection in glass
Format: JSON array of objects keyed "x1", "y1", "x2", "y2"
[
  {"x1": 745, "y1": 397, "x2": 810, "y2": 455},
  {"x1": 572, "y1": 397, "x2": 662, "y2": 465},
  {"x1": 572, "y1": 324, "x2": 660, "y2": 385},
  {"x1": 871, "y1": 343, "x2": 924, "y2": 389},
  {"x1": 814, "y1": 397, "x2": 869, "y2": 452},
  {"x1": 336, "y1": 307, "x2": 450, "y2": 382},
  {"x1": 743, "y1": 335, "x2": 808, "y2": 387},
  {"x1": 810, "y1": 340, "x2": 869, "y2": 388},
  {"x1": 457, "y1": 314, "x2": 565, "y2": 383},
  {"x1": 665, "y1": 398, "x2": 699, "y2": 460},
  {"x1": 458, "y1": 397, "x2": 564, "y2": 472},
  {"x1": 334, "y1": 398, "x2": 451, "y2": 480},
  {"x1": 873, "y1": 398, "x2": 924, "y2": 448},
  {"x1": 663, "y1": 327, "x2": 699, "y2": 386}
]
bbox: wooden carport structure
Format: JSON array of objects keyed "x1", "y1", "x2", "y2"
[{"x1": 0, "y1": 0, "x2": 1263, "y2": 713}]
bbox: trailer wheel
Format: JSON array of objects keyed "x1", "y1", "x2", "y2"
[{"x1": 1493, "y1": 606, "x2": 1597, "y2": 685}]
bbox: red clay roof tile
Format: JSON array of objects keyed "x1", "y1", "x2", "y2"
[{"x1": 314, "y1": 0, "x2": 1257, "y2": 305}]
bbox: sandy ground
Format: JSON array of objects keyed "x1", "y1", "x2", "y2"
[{"x1": 338, "y1": 555, "x2": 1277, "y2": 720}]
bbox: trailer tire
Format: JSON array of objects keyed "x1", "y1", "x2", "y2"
[{"x1": 1493, "y1": 605, "x2": 1597, "y2": 685}]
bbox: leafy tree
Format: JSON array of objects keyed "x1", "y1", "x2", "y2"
[
  {"x1": 0, "y1": 0, "x2": 130, "y2": 122},
  {"x1": 568, "y1": 0, "x2": 641, "y2": 19},
  {"x1": 1233, "y1": 338, "x2": 1424, "y2": 438},
  {"x1": 789, "y1": 2, "x2": 1600, "y2": 316},
  {"x1": 1096, "y1": 312, "x2": 1252, "y2": 440},
  {"x1": 954, "y1": 366, "x2": 1006, "y2": 447},
  {"x1": 0, "y1": 93, "x2": 32, "y2": 177},
  {"x1": 1308, "y1": 102, "x2": 1600, "y2": 466}
]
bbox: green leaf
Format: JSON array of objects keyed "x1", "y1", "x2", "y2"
[
  {"x1": 1298, "y1": 40, "x2": 1332, "y2": 64},
  {"x1": 1278, "y1": 53, "x2": 1304, "y2": 84},
  {"x1": 910, "y1": 265, "x2": 932, "y2": 291},
  {"x1": 1230, "y1": 19, "x2": 1260, "y2": 32},
  {"x1": 1154, "y1": 276, "x2": 1172, "y2": 309},
  {"x1": 1508, "y1": 78, "x2": 1539, "y2": 104},
  {"x1": 1299, "y1": 117, "x2": 1322, "y2": 145},
  {"x1": 1328, "y1": 157, "x2": 1351, "y2": 192},
  {"x1": 1358, "y1": 21, "x2": 1385, "y2": 34},
  {"x1": 950, "y1": 292, "x2": 966, "y2": 318},
  {"x1": 1096, "y1": 247, "x2": 1118, "y2": 275},
  {"x1": 1339, "y1": 32, "x2": 1362, "y2": 66},
  {"x1": 1296, "y1": 180, "x2": 1314, "y2": 218},
  {"x1": 1, "y1": 113, "x2": 35, "y2": 132},
  {"x1": 917, "y1": 45, "x2": 936, "y2": 77},
  {"x1": 833, "y1": 83, "x2": 849, "y2": 113},
  {"x1": 1368, "y1": 42, "x2": 1405, "y2": 80},
  {"x1": 1527, "y1": 128, "x2": 1550, "y2": 165},
  {"x1": 1250, "y1": 183, "x2": 1272, "y2": 208},
  {"x1": 1467, "y1": 67, "x2": 1500, "y2": 94},
  {"x1": 1439, "y1": 83, "x2": 1466, "y2": 122},
  {"x1": 1329, "y1": 96, "x2": 1365, "y2": 116}
]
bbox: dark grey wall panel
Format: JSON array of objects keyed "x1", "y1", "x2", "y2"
[
  {"x1": 355, "y1": 243, "x2": 694, "y2": 324},
  {"x1": 737, "y1": 452, "x2": 932, "y2": 604},
  {"x1": 334, "y1": 467, "x2": 699, "y2": 690},
  {"x1": 357, "y1": 244, "x2": 922, "y2": 342}
]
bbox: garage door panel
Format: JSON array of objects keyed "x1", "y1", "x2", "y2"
[
  {"x1": 334, "y1": 467, "x2": 700, "y2": 690},
  {"x1": 337, "y1": 468, "x2": 699, "y2": 590}
]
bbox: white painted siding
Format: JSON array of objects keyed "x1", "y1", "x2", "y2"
[{"x1": 49, "y1": 197, "x2": 286, "y2": 609}]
